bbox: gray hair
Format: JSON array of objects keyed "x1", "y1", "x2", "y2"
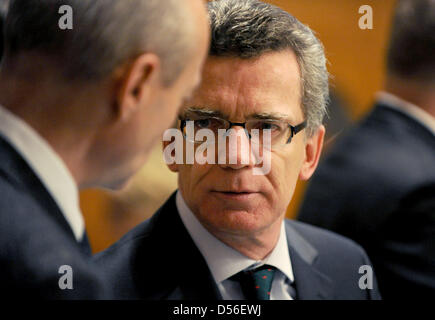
[
  {"x1": 3, "y1": 0, "x2": 196, "y2": 85},
  {"x1": 207, "y1": 0, "x2": 329, "y2": 136},
  {"x1": 387, "y1": 0, "x2": 435, "y2": 82}
]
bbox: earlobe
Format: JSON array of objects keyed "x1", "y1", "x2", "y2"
[
  {"x1": 115, "y1": 53, "x2": 161, "y2": 121},
  {"x1": 299, "y1": 125, "x2": 325, "y2": 181}
]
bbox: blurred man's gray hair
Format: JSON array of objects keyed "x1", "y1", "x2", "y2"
[
  {"x1": 387, "y1": 0, "x2": 435, "y2": 83},
  {"x1": 3, "y1": 0, "x2": 197, "y2": 85},
  {"x1": 207, "y1": 0, "x2": 329, "y2": 137}
]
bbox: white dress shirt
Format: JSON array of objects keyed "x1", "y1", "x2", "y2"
[
  {"x1": 176, "y1": 191, "x2": 295, "y2": 300},
  {"x1": 0, "y1": 104, "x2": 84, "y2": 241},
  {"x1": 377, "y1": 91, "x2": 435, "y2": 136}
]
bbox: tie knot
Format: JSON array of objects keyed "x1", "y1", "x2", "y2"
[{"x1": 234, "y1": 265, "x2": 277, "y2": 300}]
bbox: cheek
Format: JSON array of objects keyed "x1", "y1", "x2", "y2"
[
  {"x1": 150, "y1": 104, "x2": 177, "y2": 136},
  {"x1": 178, "y1": 164, "x2": 211, "y2": 195},
  {"x1": 178, "y1": 164, "x2": 215, "y2": 215},
  {"x1": 113, "y1": 119, "x2": 144, "y2": 159},
  {"x1": 163, "y1": 95, "x2": 181, "y2": 119},
  {"x1": 268, "y1": 149, "x2": 305, "y2": 202},
  {"x1": 177, "y1": 166, "x2": 192, "y2": 194}
]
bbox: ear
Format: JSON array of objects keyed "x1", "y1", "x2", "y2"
[
  {"x1": 299, "y1": 125, "x2": 325, "y2": 181},
  {"x1": 162, "y1": 139, "x2": 180, "y2": 173},
  {"x1": 115, "y1": 53, "x2": 161, "y2": 121}
]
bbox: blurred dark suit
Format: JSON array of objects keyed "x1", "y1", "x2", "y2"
[
  {"x1": 0, "y1": 136, "x2": 107, "y2": 299},
  {"x1": 95, "y1": 192, "x2": 381, "y2": 300},
  {"x1": 298, "y1": 100, "x2": 435, "y2": 299}
]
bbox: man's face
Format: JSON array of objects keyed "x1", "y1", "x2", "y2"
[{"x1": 169, "y1": 51, "x2": 325, "y2": 238}]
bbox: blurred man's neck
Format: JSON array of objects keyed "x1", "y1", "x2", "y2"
[
  {"x1": 385, "y1": 75, "x2": 435, "y2": 118},
  {"x1": 0, "y1": 72, "x2": 99, "y2": 189}
]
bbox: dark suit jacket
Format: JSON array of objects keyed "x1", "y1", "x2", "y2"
[
  {"x1": 95, "y1": 193, "x2": 382, "y2": 300},
  {"x1": 0, "y1": 136, "x2": 107, "y2": 299},
  {"x1": 298, "y1": 102, "x2": 435, "y2": 299}
]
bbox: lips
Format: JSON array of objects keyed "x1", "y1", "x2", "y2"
[
  {"x1": 210, "y1": 189, "x2": 260, "y2": 201},
  {"x1": 218, "y1": 191, "x2": 255, "y2": 196},
  {"x1": 212, "y1": 189, "x2": 258, "y2": 194}
]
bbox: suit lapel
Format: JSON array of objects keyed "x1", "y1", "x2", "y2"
[
  {"x1": 164, "y1": 229, "x2": 222, "y2": 300},
  {"x1": 0, "y1": 136, "x2": 77, "y2": 242},
  {"x1": 147, "y1": 193, "x2": 222, "y2": 300},
  {"x1": 79, "y1": 231, "x2": 93, "y2": 256},
  {"x1": 145, "y1": 195, "x2": 335, "y2": 300},
  {"x1": 285, "y1": 221, "x2": 335, "y2": 300}
]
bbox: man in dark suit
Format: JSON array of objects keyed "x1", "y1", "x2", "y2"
[
  {"x1": 95, "y1": 0, "x2": 381, "y2": 300},
  {"x1": 298, "y1": 0, "x2": 435, "y2": 299},
  {"x1": 0, "y1": 0, "x2": 209, "y2": 299}
]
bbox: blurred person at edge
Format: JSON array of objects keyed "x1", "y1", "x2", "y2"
[
  {"x1": 0, "y1": 0, "x2": 8, "y2": 59},
  {"x1": 95, "y1": 0, "x2": 381, "y2": 300},
  {"x1": 0, "y1": 0, "x2": 209, "y2": 299},
  {"x1": 298, "y1": 0, "x2": 435, "y2": 299}
]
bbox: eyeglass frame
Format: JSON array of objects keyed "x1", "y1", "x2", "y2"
[{"x1": 179, "y1": 116, "x2": 307, "y2": 145}]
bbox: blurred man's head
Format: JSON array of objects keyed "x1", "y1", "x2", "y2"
[
  {"x1": 166, "y1": 0, "x2": 328, "y2": 254},
  {"x1": 387, "y1": 0, "x2": 435, "y2": 83},
  {"x1": 0, "y1": 0, "x2": 210, "y2": 189},
  {"x1": 385, "y1": 0, "x2": 435, "y2": 112}
]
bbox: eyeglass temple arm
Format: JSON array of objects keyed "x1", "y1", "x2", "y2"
[
  {"x1": 293, "y1": 121, "x2": 307, "y2": 135},
  {"x1": 286, "y1": 121, "x2": 307, "y2": 144}
]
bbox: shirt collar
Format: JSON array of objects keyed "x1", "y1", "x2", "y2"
[
  {"x1": 176, "y1": 191, "x2": 294, "y2": 284},
  {"x1": 376, "y1": 91, "x2": 435, "y2": 136},
  {"x1": 0, "y1": 104, "x2": 84, "y2": 241}
]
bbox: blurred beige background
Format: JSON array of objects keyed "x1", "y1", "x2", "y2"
[{"x1": 81, "y1": 0, "x2": 397, "y2": 253}]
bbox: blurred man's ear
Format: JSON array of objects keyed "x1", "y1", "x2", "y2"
[
  {"x1": 299, "y1": 125, "x2": 325, "y2": 181},
  {"x1": 163, "y1": 139, "x2": 180, "y2": 173},
  {"x1": 115, "y1": 53, "x2": 161, "y2": 121}
]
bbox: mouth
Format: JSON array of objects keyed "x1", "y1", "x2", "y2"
[{"x1": 210, "y1": 190, "x2": 260, "y2": 201}]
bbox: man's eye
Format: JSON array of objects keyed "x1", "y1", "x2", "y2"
[
  {"x1": 195, "y1": 118, "x2": 224, "y2": 130},
  {"x1": 196, "y1": 119, "x2": 211, "y2": 128},
  {"x1": 256, "y1": 121, "x2": 281, "y2": 131}
]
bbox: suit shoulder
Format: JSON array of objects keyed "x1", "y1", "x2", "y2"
[
  {"x1": 286, "y1": 219, "x2": 366, "y2": 258},
  {"x1": 94, "y1": 216, "x2": 157, "y2": 263},
  {"x1": 323, "y1": 106, "x2": 435, "y2": 185},
  {"x1": 0, "y1": 181, "x2": 107, "y2": 299},
  {"x1": 286, "y1": 220, "x2": 381, "y2": 299},
  {"x1": 0, "y1": 178, "x2": 46, "y2": 230},
  {"x1": 93, "y1": 215, "x2": 166, "y2": 299}
]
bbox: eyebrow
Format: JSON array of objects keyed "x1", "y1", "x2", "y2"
[
  {"x1": 180, "y1": 107, "x2": 293, "y2": 122},
  {"x1": 180, "y1": 107, "x2": 225, "y2": 119},
  {"x1": 250, "y1": 112, "x2": 292, "y2": 121}
]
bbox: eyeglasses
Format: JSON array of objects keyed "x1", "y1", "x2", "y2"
[{"x1": 179, "y1": 114, "x2": 306, "y2": 149}]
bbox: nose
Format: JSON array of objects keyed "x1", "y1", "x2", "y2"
[{"x1": 218, "y1": 126, "x2": 256, "y2": 170}]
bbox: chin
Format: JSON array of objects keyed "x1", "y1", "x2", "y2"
[
  {"x1": 110, "y1": 180, "x2": 130, "y2": 191},
  {"x1": 98, "y1": 174, "x2": 133, "y2": 191},
  {"x1": 199, "y1": 206, "x2": 272, "y2": 236}
]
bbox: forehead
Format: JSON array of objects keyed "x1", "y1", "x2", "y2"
[{"x1": 183, "y1": 50, "x2": 304, "y2": 122}]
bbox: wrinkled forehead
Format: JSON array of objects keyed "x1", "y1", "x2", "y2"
[{"x1": 180, "y1": 51, "x2": 304, "y2": 124}]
